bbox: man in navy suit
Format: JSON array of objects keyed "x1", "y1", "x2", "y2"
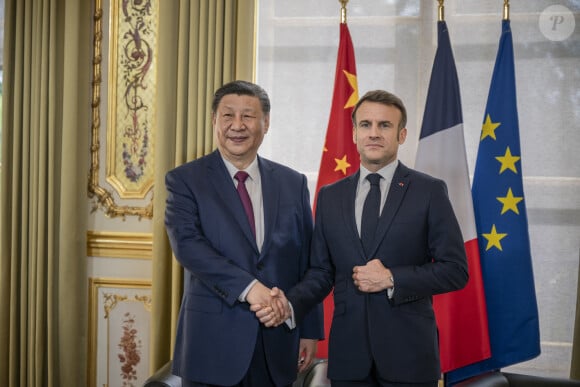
[
  {"x1": 165, "y1": 80, "x2": 323, "y2": 387},
  {"x1": 261, "y1": 90, "x2": 469, "y2": 386}
]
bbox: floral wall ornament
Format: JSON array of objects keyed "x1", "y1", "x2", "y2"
[
  {"x1": 107, "y1": 0, "x2": 157, "y2": 197},
  {"x1": 118, "y1": 312, "x2": 142, "y2": 387},
  {"x1": 88, "y1": 278, "x2": 151, "y2": 387},
  {"x1": 89, "y1": 0, "x2": 158, "y2": 219},
  {"x1": 114, "y1": 0, "x2": 155, "y2": 186}
]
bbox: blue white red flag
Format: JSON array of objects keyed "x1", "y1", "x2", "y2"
[{"x1": 415, "y1": 20, "x2": 491, "y2": 374}]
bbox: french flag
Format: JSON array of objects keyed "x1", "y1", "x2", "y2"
[{"x1": 414, "y1": 21, "x2": 491, "y2": 373}]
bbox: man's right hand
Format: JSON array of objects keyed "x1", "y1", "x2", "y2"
[{"x1": 248, "y1": 285, "x2": 291, "y2": 327}]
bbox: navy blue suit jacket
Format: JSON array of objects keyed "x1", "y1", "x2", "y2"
[
  {"x1": 165, "y1": 150, "x2": 323, "y2": 386},
  {"x1": 288, "y1": 162, "x2": 468, "y2": 383}
]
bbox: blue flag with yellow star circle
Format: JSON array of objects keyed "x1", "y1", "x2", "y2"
[{"x1": 447, "y1": 19, "x2": 541, "y2": 385}]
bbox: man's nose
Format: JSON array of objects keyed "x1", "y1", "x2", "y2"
[
  {"x1": 231, "y1": 114, "x2": 245, "y2": 129},
  {"x1": 369, "y1": 124, "x2": 380, "y2": 137}
]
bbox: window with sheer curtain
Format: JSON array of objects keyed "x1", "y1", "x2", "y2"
[{"x1": 257, "y1": 0, "x2": 580, "y2": 378}]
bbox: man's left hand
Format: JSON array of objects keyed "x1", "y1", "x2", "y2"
[
  {"x1": 352, "y1": 258, "x2": 392, "y2": 293},
  {"x1": 298, "y1": 338, "x2": 318, "y2": 372}
]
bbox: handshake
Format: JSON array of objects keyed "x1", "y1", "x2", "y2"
[{"x1": 246, "y1": 281, "x2": 292, "y2": 328}]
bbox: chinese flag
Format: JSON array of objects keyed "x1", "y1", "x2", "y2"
[{"x1": 314, "y1": 22, "x2": 359, "y2": 358}]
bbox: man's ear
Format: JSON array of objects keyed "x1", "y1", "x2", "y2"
[
  {"x1": 398, "y1": 127, "x2": 407, "y2": 144},
  {"x1": 264, "y1": 114, "x2": 270, "y2": 134}
]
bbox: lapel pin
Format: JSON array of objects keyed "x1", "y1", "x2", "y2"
[{"x1": 398, "y1": 182, "x2": 404, "y2": 187}]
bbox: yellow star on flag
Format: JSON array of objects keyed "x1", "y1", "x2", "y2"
[
  {"x1": 497, "y1": 187, "x2": 523, "y2": 215},
  {"x1": 343, "y1": 70, "x2": 359, "y2": 109},
  {"x1": 334, "y1": 155, "x2": 351, "y2": 176},
  {"x1": 496, "y1": 147, "x2": 520, "y2": 174},
  {"x1": 482, "y1": 224, "x2": 508, "y2": 251},
  {"x1": 480, "y1": 114, "x2": 501, "y2": 141}
]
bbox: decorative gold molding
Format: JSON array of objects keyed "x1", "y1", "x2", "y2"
[
  {"x1": 106, "y1": 0, "x2": 157, "y2": 198},
  {"x1": 87, "y1": 230, "x2": 153, "y2": 259},
  {"x1": 89, "y1": 0, "x2": 154, "y2": 219},
  {"x1": 87, "y1": 278, "x2": 152, "y2": 387}
]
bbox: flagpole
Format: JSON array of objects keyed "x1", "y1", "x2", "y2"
[
  {"x1": 438, "y1": 0, "x2": 445, "y2": 22},
  {"x1": 503, "y1": 0, "x2": 510, "y2": 20},
  {"x1": 340, "y1": 0, "x2": 348, "y2": 23}
]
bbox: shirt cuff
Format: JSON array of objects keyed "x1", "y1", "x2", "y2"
[
  {"x1": 239, "y1": 279, "x2": 258, "y2": 302},
  {"x1": 286, "y1": 301, "x2": 297, "y2": 329}
]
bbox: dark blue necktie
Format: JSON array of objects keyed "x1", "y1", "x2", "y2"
[{"x1": 361, "y1": 173, "x2": 381, "y2": 257}]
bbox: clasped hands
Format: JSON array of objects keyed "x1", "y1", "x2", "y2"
[
  {"x1": 247, "y1": 258, "x2": 393, "y2": 327},
  {"x1": 247, "y1": 282, "x2": 317, "y2": 372},
  {"x1": 246, "y1": 281, "x2": 291, "y2": 328}
]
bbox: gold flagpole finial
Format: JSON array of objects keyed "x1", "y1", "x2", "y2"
[
  {"x1": 438, "y1": 0, "x2": 445, "y2": 22},
  {"x1": 340, "y1": 0, "x2": 348, "y2": 24},
  {"x1": 503, "y1": 0, "x2": 510, "y2": 20}
]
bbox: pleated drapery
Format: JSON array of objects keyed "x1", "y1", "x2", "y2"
[
  {"x1": 0, "y1": 0, "x2": 256, "y2": 383},
  {"x1": 0, "y1": 0, "x2": 91, "y2": 386}
]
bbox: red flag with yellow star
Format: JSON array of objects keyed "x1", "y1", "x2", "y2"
[{"x1": 314, "y1": 22, "x2": 358, "y2": 358}]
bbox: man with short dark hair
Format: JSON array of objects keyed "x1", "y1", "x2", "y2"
[
  {"x1": 260, "y1": 89, "x2": 468, "y2": 387},
  {"x1": 165, "y1": 80, "x2": 323, "y2": 387}
]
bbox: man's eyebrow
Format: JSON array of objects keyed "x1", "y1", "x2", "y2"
[{"x1": 358, "y1": 119, "x2": 393, "y2": 125}]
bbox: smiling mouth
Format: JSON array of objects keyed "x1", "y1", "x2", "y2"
[{"x1": 229, "y1": 136, "x2": 248, "y2": 143}]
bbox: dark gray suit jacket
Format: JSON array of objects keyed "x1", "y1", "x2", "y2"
[
  {"x1": 165, "y1": 150, "x2": 323, "y2": 386},
  {"x1": 288, "y1": 162, "x2": 468, "y2": 383}
]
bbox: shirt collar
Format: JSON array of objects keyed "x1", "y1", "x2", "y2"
[
  {"x1": 222, "y1": 154, "x2": 260, "y2": 181},
  {"x1": 359, "y1": 160, "x2": 398, "y2": 185}
]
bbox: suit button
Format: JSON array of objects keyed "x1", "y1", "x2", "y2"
[{"x1": 256, "y1": 262, "x2": 264, "y2": 271}]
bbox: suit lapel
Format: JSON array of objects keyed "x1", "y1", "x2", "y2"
[
  {"x1": 207, "y1": 151, "x2": 259, "y2": 252},
  {"x1": 258, "y1": 157, "x2": 279, "y2": 259},
  {"x1": 341, "y1": 172, "x2": 366, "y2": 259}
]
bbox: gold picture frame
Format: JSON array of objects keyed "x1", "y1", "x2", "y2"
[
  {"x1": 89, "y1": 0, "x2": 158, "y2": 219},
  {"x1": 87, "y1": 277, "x2": 152, "y2": 387}
]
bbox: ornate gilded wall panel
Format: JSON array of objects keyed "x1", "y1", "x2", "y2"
[{"x1": 89, "y1": 0, "x2": 158, "y2": 219}]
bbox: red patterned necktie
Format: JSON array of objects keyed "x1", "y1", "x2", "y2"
[{"x1": 234, "y1": 171, "x2": 256, "y2": 237}]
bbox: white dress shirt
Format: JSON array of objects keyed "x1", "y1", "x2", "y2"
[
  {"x1": 355, "y1": 160, "x2": 398, "y2": 298},
  {"x1": 222, "y1": 156, "x2": 264, "y2": 251},
  {"x1": 354, "y1": 160, "x2": 398, "y2": 236}
]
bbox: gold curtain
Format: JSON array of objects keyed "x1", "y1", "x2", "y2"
[
  {"x1": 0, "y1": 0, "x2": 91, "y2": 386},
  {"x1": 150, "y1": 0, "x2": 256, "y2": 372}
]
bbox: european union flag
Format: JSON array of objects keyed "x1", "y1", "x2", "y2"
[{"x1": 446, "y1": 19, "x2": 541, "y2": 384}]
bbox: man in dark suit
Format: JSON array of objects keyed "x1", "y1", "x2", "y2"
[
  {"x1": 165, "y1": 80, "x2": 323, "y2": 387},
  {"x1": 263, "y1": 90, "x2": 469, "y2": 386}
]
